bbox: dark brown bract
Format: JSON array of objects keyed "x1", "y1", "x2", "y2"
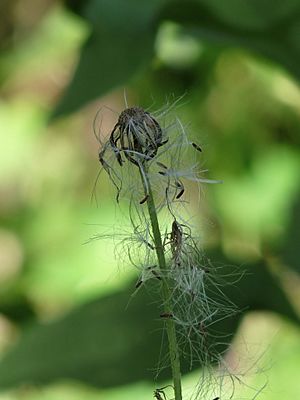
[{"x1": 104, "y1": 107, "x2": 167, "y2": 167}]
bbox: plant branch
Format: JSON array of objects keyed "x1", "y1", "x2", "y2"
[{"x1": 140, "y1": 164, "x2": 182, "y2": 400}]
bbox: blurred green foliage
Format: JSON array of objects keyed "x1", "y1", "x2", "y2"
[
  {"x1": 0, "y1": 259, "x2": 298, "y2": 391},
  {"x1": 0, "y1": 0, "x2": 299, "y2": 399},
  {"x1": 55, "y1": 0, "x2": 300, "y2": 116}
]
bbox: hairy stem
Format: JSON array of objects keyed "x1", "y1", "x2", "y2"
[{"x1": 140, "y1": 164, "x2": 182, "y2": 400}]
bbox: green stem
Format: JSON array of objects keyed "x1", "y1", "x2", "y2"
[{"x1": 140, "y1": 165, "x2": 182, "y2": 400}]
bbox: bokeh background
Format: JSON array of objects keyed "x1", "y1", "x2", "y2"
[{"x1": 0, "y1": 1, "x2": 300, "y2": 399}]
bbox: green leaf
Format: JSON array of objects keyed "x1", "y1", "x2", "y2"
[
  {"x1": 197, "y1": 0, "x2": 300, "y2": 30},
  {"x1": 56, "y1": 0, "x2": 300, "y2": 118},
  {"x1": 0, "y1": 256, "x2": 297, "y2": 390},
  {"x1": 160, "y1": 1, "x2": 300, "y2": 81},
  {"x1": 53, "y1": 0, "x2": 166, "y2": 118},
  {"x1": 282, "y1": 192, "x2": 300, "y2": 273},
  {"x1": 0, "y1": 286, "x2": 164, "y2": 389}
]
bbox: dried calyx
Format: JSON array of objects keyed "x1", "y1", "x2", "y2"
[{"x1": 102, "y1": 107, "x2": 168, "y2": 167}]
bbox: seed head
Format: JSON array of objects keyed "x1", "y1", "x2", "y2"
[{"x1": 107, "y1": 107, "x2": 167, "y2": 167}]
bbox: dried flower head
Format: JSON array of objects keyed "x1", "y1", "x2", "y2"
[
  {"x1": 94, "y1": 103, "x2": 261, "y2": 400},
  {"x1": 100, "y1": 107, "x2": 168, "y2": 169},
  {"x1": 97, "y1": 105, "x2": 220, "y2": 207}
]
